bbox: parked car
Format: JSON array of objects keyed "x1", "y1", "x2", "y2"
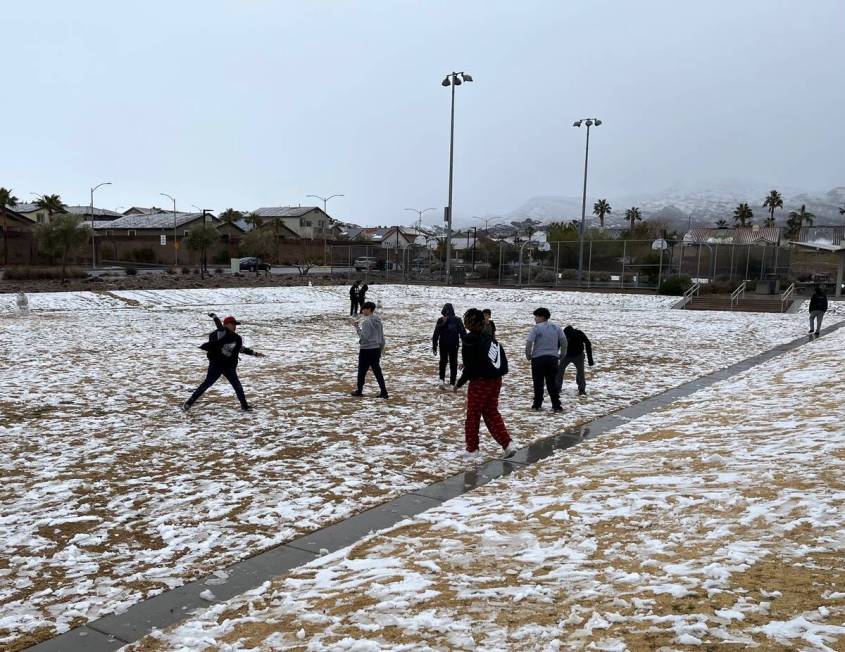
[
  {"x1": 239, "y1": 257, "x2": 271, "y2": 272},
  {"x1": 354, "y1": 256, "x2": 378, "y2": 271}
]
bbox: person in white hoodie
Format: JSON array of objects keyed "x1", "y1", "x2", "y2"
[
  {"x1": 525, "y1": 307, "x2": 567, "y2": 412},
  {"x1": 350, "y1": 301, "x2": 388, "y2": 398}
]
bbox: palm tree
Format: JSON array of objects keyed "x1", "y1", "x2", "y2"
[
  {"x1": 839, "y1": 206, "x2": 844, "y2": 217},
  {"x1": 764, "y1": 216, "x2": 777, "y2": 227},
  {"x1": 219, "y1": 208, "x2": 243, "y2": 225},
  {"x1": 788, "y1": 204, "x2": 815, "y2": 228},
  {"x1": 593, "y1": 199, "x2": 612, "y2": 228},
  {"x1": 715, "y1": 218, "x2": 728, "y2": 229},
  {"x1": 624, "y1": 206, "x2": 642, "y2": 230},
  {"x1": 762, "y1": 190, "x2": 783, "y2": 225},
  {"x1": 733, "y1": 203, "x2": 753, "y2": 227},
  {"x1": 1, "y1": 187, "x2": 19, "y2": 266},
  {"x1": 34, "y1": 193, "x2": 67, "y2": 217},
  {"x1": 244, "y1": 212, "x2": 263, "y2": 231}
]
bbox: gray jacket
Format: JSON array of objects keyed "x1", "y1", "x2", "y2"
[
  {"x1": 525, "y1": 320, "x2": 567, "y2": 360},
  {"x1": 356, "y1": 313, "x2": 385, "y2": 350}
]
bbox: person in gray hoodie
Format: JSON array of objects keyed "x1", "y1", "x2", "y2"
[
  {"x1": 525, "y1": 307, "x2": 567, "y2": 411},
  {"x1": 351, "y1": 301, "x2": 388, "y2": 398}
]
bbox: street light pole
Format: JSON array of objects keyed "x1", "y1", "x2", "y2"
[
  {"x1": 90, "y1": 181, "x2": 111, "y2": 268},
  {"x1": 404, "y1": 207, "x2": 436, "y2": 231},
  {"x1": 160, "y1": 193, "x2": 177, "y2": 266},
  {"x1": 442, "y1": 71, "x2": 473, "y2": 283},
  {"x1": 307, "y1": 194, "x2": 343, "y2": 265},
  {"x1": 573, "y1": 118, "x2": 602, "y2": 284}
]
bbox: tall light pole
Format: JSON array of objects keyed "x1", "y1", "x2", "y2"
[
  {"x1": 404, "y1": 207, "x2": 436, "y2": 231},
  {"x1": 90, "y1": 181, "x2": 111, "y2": 268},
  {"x1": 573, "y1": 118, "x2": 602, "y2": 284},
  {"x1": 442, "y1": 71, "x2": 473, "y2": 283},
  {"x1": 307, "y1": 194, "x2": 343, "y2": 264},
  {"x1": 160, "y1": 193, "x2": 178, "y2": 266}
]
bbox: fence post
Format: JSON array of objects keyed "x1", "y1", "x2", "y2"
[
  {"x1": 587, "y1": 240, "x2": 592, "y2": 289},
  {"x1": 712, "y1": 245, "x2": 718, "y2": 281},
  {"x1": 745, "y1": 245, "x2": 751, "y2": 281},
  {"x1": 498, "y1": 242, "x2": 503, "y2": 286},
  {"x1": 729, "y1": 243, "x2": 735, "y2": 281},
  {"x1": 554, "y1": 241, "x2": 559, "y2": 287},
  {"x1": 621, "y1": 240, "x2": 626, "y2": 289}
]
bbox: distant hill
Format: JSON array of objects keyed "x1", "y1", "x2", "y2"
[{"x1": 507, "y1": 185, "x2": 845, "y2": 232}]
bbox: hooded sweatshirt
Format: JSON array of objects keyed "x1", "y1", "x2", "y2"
[
  {"x1": 357, "y1": 312, "x2": 385, "y2": 350},
  {"x1": 809, "y1": 290, "x2": 828, "y2": 312},
  {"x1": 563, "y1": 325, "x2": 594, "y2": 364},
  {"x1": 432, "y1": 303, "x2": 466, "y2": 351}
]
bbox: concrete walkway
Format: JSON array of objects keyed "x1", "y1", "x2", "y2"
[{"x1": 27, "y1": 320, "x2": 845, "y2": 652}]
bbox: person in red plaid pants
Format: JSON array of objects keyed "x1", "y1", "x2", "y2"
[{"x1": 454, "y1": 309, "x2": 516, "y2": 462}]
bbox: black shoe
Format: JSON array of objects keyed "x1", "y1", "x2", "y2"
[
  {"x1": 241, "y1": 403, "x2": 253, "y2": 411},
  {"x1": 809, "y1": 329, "x2": 815, "y2": 333},
  {"x1": 181, "y1": 401, "x2": 191, "y2": 413},
  {"x1": 578, "y1": 390, "x2": 587, "y2": 396},
  {"x1": 531, "y1": 405, "x2": 542, "y2": 411},
  {"x1": 553, "y1": 405, "x2": 564, "y2": 413},
  {"x1": 815, "y1": 330, "x2": 820, "y2": 335},
  {"x1": 350, "y1": 390, "x2": 363, "y2": 397},
  {"x1": 379, "y1": 393, "x2": 389, "y2": 399}
]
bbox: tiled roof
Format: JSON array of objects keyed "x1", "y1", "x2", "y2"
[
  {"x1": 66, "y1": 205, "x2": 123, "y2": 217},
  {"x1": 683, "y1": 227, "x2": 782, "y2": 245},
  {"x1": 93, "y1": 212, "x2": 217, "y2": 230},
  {"x1": 252, "y1": 206, "x2": 320, "y2": 218},
  {"x1": 4, "y1": 202, "x2": 41, "y2": 214}
]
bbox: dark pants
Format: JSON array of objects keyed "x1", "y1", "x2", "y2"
[
  {"x1": 187, "y1": 363, "x2": 247, "y2": 407},
  {"x1": 350, "y1": 298, "x2": 359, "y2": 316},
  {"x1": 357, "y1": 347, "x2": 387, "y2": 394},
  {"x1": 438, "y1": 346, "x2": 459, "y2": 384},
  {"x1": 557, "y1": 353, "x2": 586, "y2": 393},
  {"x1": 531, "y1": 355, "x2": 561, "y2": 409}
]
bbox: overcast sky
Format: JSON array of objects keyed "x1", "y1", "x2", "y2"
[{"x1": 3, "y1": 0, "x2": 843, "y2": 226}]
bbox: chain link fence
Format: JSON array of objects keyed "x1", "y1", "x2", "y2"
[{"x1": 329, "y1": 239, "x2": 840, "y2": 293}]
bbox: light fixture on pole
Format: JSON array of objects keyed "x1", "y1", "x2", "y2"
[
  {"x1": 572, "y1": 118, "x2": 602, "y2": 284},
  {"x1": 306, "y1": 193, "x2": 344, "y2": 214},
  {"x1": 90, "y1": 182, "x2": 111, "y2": 268},
  {"x1": 442, "y1": 71, "x2": 473, "y2": 283},
  {"x1": 307, "y1": 194, "x2": 343, "y2": 264},
  {"x1": 404, "y1": 207, "x2": 436, "y2": 231},
  {"x1": 160, "y1": 193, "x2": 177, "y2": 266}
]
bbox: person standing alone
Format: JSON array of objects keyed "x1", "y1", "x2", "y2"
[
  {"x1": 349, "y1": 280, "x2": 361, "y2": 316},
  {"x1": 351, "y1": 301, "x2": 388, "y2": 398},
  {"x1": 809, "y1": 286, "x2": 828, "y2": 335},
  {"x1": 525, "y1": 307, "x2": 566, "y2": 412},
  {"x1": 183, "y1": 313, "x2": 265, "y2": 412},
  {"x1": 454, "y1": 308, "x2": 515, "y2": 461},
  {"x1": 557, "y1": 324, "x2": 594, "y2": 396},
  {"x1": 432, "y1": 303, "x2": 467, "y2": 388}
]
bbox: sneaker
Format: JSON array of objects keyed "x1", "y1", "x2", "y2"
[
  {"x1": 501, "y1": 443, "x2": 517, "y2": 459},
  {"x1": 378, "y1": 392, "x2": 389, "y2": 399},
  {"x1": 181, "y1": 401, "x2": 191, "y2": 413},
  {"x1": 350, "y1": 390, "x2": 363, "y2": 397},
  {"x1": 553, "y1": 405, "x2": 564, "y2": 412},
  {"x1": 463, "y1": 449, "x2": 483, "y2": 463},
  {"x1": 438, "y1": 381, "x2": 448, "y2": 390},
  {"x1": 531, "y1": 405, "x2": 542, "y2": 411},
  {"x1": 809, "y1": 329, "x2": 815, "y2": 333},
  {"x1": 578, "y1": 390, "x2": 587, "y2": 396},
  {"x1": 815, "y1": 330, "x2": 820, "y2": 335},
  {"x1": 241, "y1": 404, "x2": 253, "y2": 411}
]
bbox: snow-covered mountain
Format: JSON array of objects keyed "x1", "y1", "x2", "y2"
[{"x1": 507, "y1": 185, "x2": 845, "y2": 230}]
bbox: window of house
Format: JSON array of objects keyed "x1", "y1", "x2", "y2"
[
  {"x1": 306, "y1": 220, "x2": 312, "y2": 227},
  {"x1": 300, "y1": 218, "x2": 305, "y2": 227}
]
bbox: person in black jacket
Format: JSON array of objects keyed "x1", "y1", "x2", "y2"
[
  {"x1": 358, "y1": 283, "x2": 369, "y2": 307},
  {"x1": 432, "y1": 302, "x2": 467, "y2": 388},
  {"x1": 556, "y1": 325, "x2": 594, "y2": 396},
  {"x1": 349, "y1": 281, "x2": 361, "y2": 316},
  {"x1": 183, "y1": 313, "x2": 264, "y2": 412},
  {"x1": 482, "y1": 308, "x2": 496, "y2": 338},
  {"x1": 454, "y1": 308, "x2": 515, "y2": 461},
  {"x1": 809, "y1": 286, "x2": 828, "y2": 334}
]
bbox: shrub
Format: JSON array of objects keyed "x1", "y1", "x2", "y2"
[
  {"x1": 125, "y1": 267, "x2": 138, "y2": 276},
  {"x1": 130, "y1": 248, "x2": 156, "y2": 263},
  {"x1": 212, "y1": 251, "x2": 230, "y2": 265},
  {"x1": 3, "y1": 266, "x2": 87, "y2": 280},
  {"x1": 659, "y1": 275, "x2": 692, "y2": 296},
  {"x1": 533, "y1": 270, "x2": 556, "y2": 283},
  {"x1": 181, "y1": 266, "x2": 192, "y2": 274},
  {"x1": 166, "y1": 267, "x2": 177, "y2": 275},
  {"x1": 214, "y1": 267, "x2": 223, "y2": 275}
]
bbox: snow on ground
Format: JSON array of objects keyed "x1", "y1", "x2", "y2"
[
  {"x1": 132, "y1": 326, "x2": 845, "y2": 652},
  {"x1": 0, "y1": 285, "x2": 838, "y2": 649}
]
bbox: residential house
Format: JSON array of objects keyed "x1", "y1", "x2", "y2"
[
  {"x1": 249, "y1": 206, "x2": 333, "y2": 239},
  {"x1": 66, "y1": 206, "x2": 123, "y2": 224},
  {"x1": 93, "y1": 211, "x2": 243, "y2": 265},
  {"x1": 5, "y1": 202, "x2": 50, "y2": 224},
  {"x1": 351, "y1": 226, "x2": 415, "y2": 249}
]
